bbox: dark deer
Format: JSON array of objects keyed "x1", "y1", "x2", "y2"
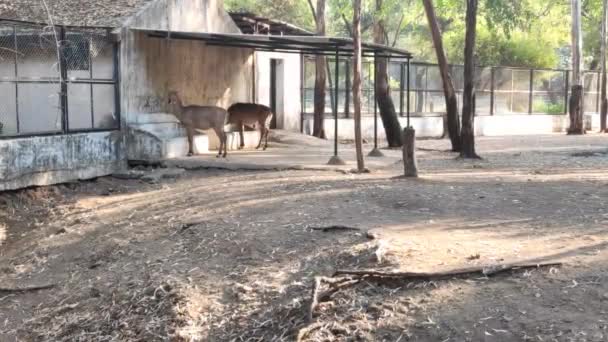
[
  {"x1": 227, "y1": 103, "x2": 273, "y2": 150},
  {"x1": 167, "y1": 92, "x2": 228, "y2": 158}
]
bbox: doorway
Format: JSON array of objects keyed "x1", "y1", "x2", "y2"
[{"x1": 269, "y1": 59, "x2": 284, "y2": 129}]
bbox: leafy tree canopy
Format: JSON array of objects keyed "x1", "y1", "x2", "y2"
[{"x1": 224, "y1": 0, "x2": 602, "y2": 69}]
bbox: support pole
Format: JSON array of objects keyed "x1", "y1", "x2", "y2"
[
  {"x1": 407, "y1": 58, "x2": 411, "y2": 127},
  {"x1": 328, "y1": 49, "x2": 346, "y2": 165},
  {"x1": 369, "y1": 57, "x2": 384, "y2": 157}
]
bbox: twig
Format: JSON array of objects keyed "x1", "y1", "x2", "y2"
[
  {"x1": 0, "y1": 284, "x2": 56, "y2": 293},
  {"x1": 333, "y1": 262, "x2": 563, "y2": 280},
  {"x1": 308, "y1": 276, "x2": 360, "y2": 322},
  {"x1": 309, "y1": 225, "x2": 361, "y2": 232},
  {"x1": 297, "y1": 322, "x2": 324, "y2": 342}
]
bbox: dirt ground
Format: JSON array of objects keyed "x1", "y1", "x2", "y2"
[{"x1": 1, "y1": 134, "x2": 608, "y2": 342}]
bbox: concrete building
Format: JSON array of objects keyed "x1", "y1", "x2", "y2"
[{"x1": 0, "y1": 0, "x2": 255, "y2": 191}]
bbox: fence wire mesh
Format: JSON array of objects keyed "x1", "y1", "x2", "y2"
[
  {"x1": 302, "y1": 56, "x2": 602, "y2": 119},
  {"x1": 0, "y1": 21, "x2": 118, "y2": 138}
]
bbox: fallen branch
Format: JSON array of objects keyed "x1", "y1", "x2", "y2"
[
  {"x1": 333, "y1": 262, "x2": 563, "y2": 280},
  {"x1": 309, "y1": 225, "x2": 360, "y2": 232},
  {"x1": 308, "y1": 276, "x2": 361, "y2": 322},
  {"x1": 0, "y1": 284, "x2": 56, "y2": 293}
]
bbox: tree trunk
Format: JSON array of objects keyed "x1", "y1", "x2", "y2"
[
  {"x1": 373, "y1": 0, "x2": 402, "y2": 148},
  {"x1": 601, "y1": 0, "x2": 608, "y2": 132},
  {"x1": 422, "y1": 0, "x2": 461, "y2": 152},
  {"x1": 312, "y1": 0, "x2": 327, "y2": 139},
  {"x1": 569, "y1": 0, "x2": 585, "y2": 135},
  {"x1": 353, "y1": 0, "x2": 365, "y2": 172},
  {"x1": 461, "y1": 0, "x2": 480, "y2": 159}
]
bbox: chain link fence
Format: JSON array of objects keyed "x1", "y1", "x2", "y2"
[
  {"x1": 0, "y1": 20, "x2": 118, "y2": 138},
  {"x1": 302, "y1": 56, "x2": 602, "y2": 118}
]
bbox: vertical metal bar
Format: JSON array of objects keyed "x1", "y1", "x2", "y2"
[
  {"x1": 399, "y1": 62, "x2": 405, "y2": 117},
  {"x1": 300, "y1": 53, "x2": 304, "y2": 133},
  {"x1": 345, "y1": 59, "x2": 351, "y2": 118},
  {"x1": 59, "y1": 26, "x2": 69, "y2": 133},
  {"x1": 490, "y1": 67, "x2": 495, "y2": 116},
  {"x1": 333, "y1": 49, "x2": 339, "y2": 157},
  {"x1": 529, "y1": 69, "x2": 534, "y2": 115},
  {"x1": 596, "y1": 71, "x2": 601, "y2": 113},
  {"x1": 564, "y1": 70, "x2": 570, "y2": 114},
  {"x1": 89, "y1": 35, "x2": 94, "y2": 128},
  {"x1": 113, "y1": 39, "x2": 121, "y2": 130},
  {"x1": 13, "y1": 25, "x2": 19, "y2": 134},
  {"x1": 407, "y1": 58, "x2": 411, "y2": 127},
  {"x1": 373, "y1": 58, "x2": 378, "y2": 149}
]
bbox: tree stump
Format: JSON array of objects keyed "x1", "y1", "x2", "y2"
[{"x1": 402, "y1": 127, "x2": 418, "y2": 177}]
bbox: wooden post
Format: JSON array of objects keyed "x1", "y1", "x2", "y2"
[{"x1": 402, "y1": 127, "x2": 418, "y2": 177}]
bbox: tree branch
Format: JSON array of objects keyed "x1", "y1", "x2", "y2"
[
  {"x1": 391, "y1": 13, "x2": 405, "y2": 47},
  {"x1": 307, "y1": 0, "x2": 318, "y2": 25},
  {"x1": 341, "y1": 13, "x2": 354, "y2": 37}
]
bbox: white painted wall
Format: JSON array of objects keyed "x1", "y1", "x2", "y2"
[
  {"x1": 302, "y1": 113, "x2": 601, "y2": 141},
  {"x1": 255, "y1": 51, "x2": 301, "y2": 132}
]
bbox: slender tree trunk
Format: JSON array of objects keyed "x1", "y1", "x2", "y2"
[
  {"x1": 601, "y1": 0, "x2": 608, "y2": 132},
  {"x1": 422, "y1": 0, "x2": 461, "y2": 152},
  {"x1": 353, "y1": 0, "x2": 365, "y2": 171},
  {"x1": 569, "y1": 0, "x2": 585, "y2": 135},
  {"x1": 312, "y1": 0, "x2": 327, "y2": 138},
  {"x1": 374, "y1": 0, "x2": 403, "y2": 147},
  {"x1": 461, "y1": 0, "x2": 480, "y2": 159}
]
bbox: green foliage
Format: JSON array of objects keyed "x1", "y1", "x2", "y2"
[
  {"x1": 445, "y1": 29, "x2": 559, "y2": 68},
  {"x1": 534, "y1": 101, "x2": 565, "y2": 115},
  {"x1": 224, "y1": 0, "x2": 604, "y2": 70}
]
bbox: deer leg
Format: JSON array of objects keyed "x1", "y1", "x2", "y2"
[
  {"x1": 186, "y1": 126, "x2": 195, "y2": 156},
  {"x1": 239, "y1": 123, "x2": 245, "y2": 149},
  {"x1": 263, "y1": 127, "x2": 270, "y2": 150},
  {"x1": 213, "y1": 126, "x2": 223, "y2": 158},
  {"x1": 222, "y1": 132, "x2": 228, "y2": 158},
  {"x1": 256, "y1": 120, "x2": 265, "y2": 149}
]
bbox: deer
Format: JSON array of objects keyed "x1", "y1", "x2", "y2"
[
  {"x1": 167, "y1": 92, "x2": 228, "y2": 158},
  {"x1": 227, "y1": 103, "x2": 274, "y2": 150}
]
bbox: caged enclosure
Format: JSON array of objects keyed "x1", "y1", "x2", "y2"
[{"x1": 0, "y1": 21, "x2": 119, "y2": 137}]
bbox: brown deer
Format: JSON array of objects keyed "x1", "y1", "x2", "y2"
[
  {"x1": 227, "y1": 103, "x2": 273, "y2": 150},
  {"x1": 167, "y1": 92, "x2": 228, "y2": 158}
]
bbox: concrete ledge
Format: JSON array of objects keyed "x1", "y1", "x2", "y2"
[
  {"x1": 0, "y1": 131, "x2": 126, "y2": 191},
  {"x1": 303, "y1": 113, "x2": 601, "y2": 140}
]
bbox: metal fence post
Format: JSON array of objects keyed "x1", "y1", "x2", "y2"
[
  {"x1": 13, "y1": 25, "x2": 20, "y2": 134},
  {"x1": 345, "y1": 59, "x2": 351, "y2": 118},
  {"x1": 596, "y1": 71, "x2": 601, "y2": 113},
  {"x1": 564, "y1": 70, "x2": 570, "y2": 114},
  {"x1": 399, "y1": 62, "x2": 405, "y2": 117},
  {"x1": 59, "y1": 26, "x2": 69, "y2": 133},
  {"x1": 529, "y1": 68, "x2": 534, "y2": 115},
  {"x1": 490, "y1": 67, "x2": 495, "y2": 116},
  {"x1": 407, "y1": 58, "x2": 411, "y2": 127}
]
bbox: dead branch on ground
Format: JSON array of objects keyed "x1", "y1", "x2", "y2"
[
  {"x1": 0, "y1": 284, "x2": 55, "y2": 293},
  {"x1": 333, "y1": 262, "x2": 563, "y2": 280},
  {"x1": 309, "y1": 225, "x2": 361, "y2": 232}
]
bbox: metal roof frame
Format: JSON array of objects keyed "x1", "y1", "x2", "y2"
[{"x1": 132, "y1": 28, "x2": 413, "y2": 59}]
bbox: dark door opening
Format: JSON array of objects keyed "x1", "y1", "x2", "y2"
[{"x1": 269, "y1": 59, "x2": 278, "y2": 129}]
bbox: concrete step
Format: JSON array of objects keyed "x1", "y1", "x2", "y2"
[
  {"x1": 164, "y1": 135, "x2": 210, "y2": 158},
  {"x1": 131, "y1": 112, "x2": 179, "y2": 125},
  {"x1": 131, "y1": 122, "x2": 185, "y2": 139}
]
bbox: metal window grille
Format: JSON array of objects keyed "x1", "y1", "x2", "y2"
[{"x1": 0, "y1": 20, "x2": 119, "y2": 138}]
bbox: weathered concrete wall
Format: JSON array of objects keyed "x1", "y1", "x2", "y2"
[
  {"x1": 255, "y1": 51, "x2": 301, "y2": 132},
  {"x1": 0, "y1": 132, "x2": 126, "y2": 191},
  {"x1": 121, "y1": 0, "x2": 254, "y2": 161}
]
